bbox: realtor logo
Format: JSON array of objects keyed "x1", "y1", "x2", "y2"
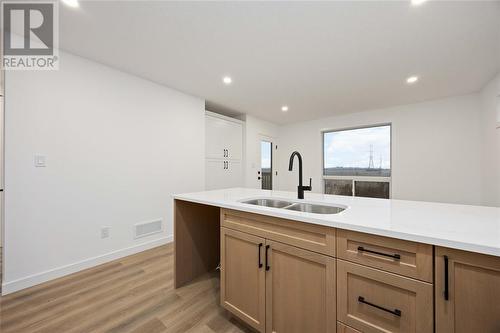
[{"x1": 1, "y1": 1, "x2": 59, "y2": 70}]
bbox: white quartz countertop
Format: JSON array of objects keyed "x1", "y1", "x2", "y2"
[{"x1": 173, "y1": 188, "x2": 500, "y2": 257}]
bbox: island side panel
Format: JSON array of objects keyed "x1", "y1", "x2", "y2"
[{"x1": 174, "y1": 199, "x2": 221, "y2": 288}]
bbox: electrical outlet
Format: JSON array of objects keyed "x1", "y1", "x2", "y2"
[
  {"x1": 34, "y1": 155, "x2": 46, "y2": 167},
  {"x1": 101, "y1": 226, "x2": 110, "y2": 239}
]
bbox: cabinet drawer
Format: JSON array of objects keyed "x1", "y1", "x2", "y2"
[
  {"x1": 337, "y1": 322, "x2": 361, "y2": 333},
  {"x1": 221, "y1": 209, "x2": 335, "y2": 256},
  {"x1": 337, "y1": 229, "x2": 433, "y2": 282},
  {"x1": 337, "y1": 260, "x2": 433, "y2": 333}
]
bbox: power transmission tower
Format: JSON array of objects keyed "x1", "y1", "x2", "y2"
[{"x1": 368, "y1": 144, "x2": 375, "y2": 169}]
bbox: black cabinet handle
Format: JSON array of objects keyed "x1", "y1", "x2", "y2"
[
  {"x1": 258, "y1": 243, "x2": 263, "y2": 268},
  {"x1": 357, "y1": 246, "x2": 401, "y2": 260},
  {"x1": 444, "y1": 255, "x2": 449, "y2": 301},
  {"x1": 358, "y1": 296, "x2": 402, "y2": 317},
  {"x1": 265, "y1": 245, "x2": 270, "y2": 271}
]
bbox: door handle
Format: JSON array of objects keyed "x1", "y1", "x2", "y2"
[
  {"x1": 258, "y1": 243, "x2": 263, "y2": 268},
  {"x1": 265, "y1": 245, "x2": 270, "y2": 271},
  {"x1": 357, "y1": 246, "x2": 401, "y2": 260},
  {"x1": 358, "y1": 296, "x2": 402, "y2": 317},
  {"x1": 444, "y1": 255, "x2": 449, "y2": 300}
]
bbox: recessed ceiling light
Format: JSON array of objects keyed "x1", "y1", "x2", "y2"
[
  {"x1": 61, "y1": 0, "x2": 79, "y2": 8},
  {"x1": 411, "y1": 0, "x2": 428, "y2": 6},
  {"x1": 222, "y1": 76, "x2": 232, "y2": 85},
  {"x1": 281, "y1": 106, "x2": 289, "y2": 112},
  {"x1": 406, "y1": 76, "x2": 419, "y2": 84}
]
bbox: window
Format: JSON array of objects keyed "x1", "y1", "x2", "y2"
[
  {"x1": 323, "y1": 124, "x2": 391, "y2": 198},
  {"x1": 260, "y1": 140, "x2": 273, "y2": 190}
]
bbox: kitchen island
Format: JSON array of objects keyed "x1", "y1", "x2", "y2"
[{"x1": 173, "y1": 188, "x2": 500, "y2": 333}]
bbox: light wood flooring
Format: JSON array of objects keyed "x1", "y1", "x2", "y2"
[{"x1": 0, "y1": 244, "x2": 254, "y2": 333}]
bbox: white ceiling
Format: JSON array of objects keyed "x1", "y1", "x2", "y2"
[{"x1": 58, "y1": 1, "x2": 500, "y2": 124}]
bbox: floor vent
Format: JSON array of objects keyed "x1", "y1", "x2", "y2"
[{"x1": 134, "y1": 219, "x2": 163, "y2": 239}]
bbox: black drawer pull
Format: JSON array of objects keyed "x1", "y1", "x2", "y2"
[
  {"x1": 358, "y1": 296, "x2": 402, "y2": 317},
  {"x1": 265, "y1": 245, "x2": 270, "y2": 271},
  {"x1": 258, "y1": 243, "x2": 263, "y2": 268},
  {"x1": 444, "y1": 255, "x2": 449, "y2": 300},
  {"x1": 357, "y1": 246, "x2": 401, "y2": 260}
]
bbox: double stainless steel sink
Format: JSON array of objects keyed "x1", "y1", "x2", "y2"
[{"x1": 241, "y1": 198, "x2": 346, "y2": 214}]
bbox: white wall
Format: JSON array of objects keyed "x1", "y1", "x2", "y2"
[
  {"x1": 480, "y1": 73, "x2": 500, "y2": 207},
  {"x1": 277, "y1": 94, "x2": 484, "y2": 205},
  {"x1": 243, "y1": 115, "x2": 280, "y2": 189},
  {"x1": 3, "y1": 51, "x2": 205, "y2": 294}
]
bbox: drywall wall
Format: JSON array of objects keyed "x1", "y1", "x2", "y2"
[
  {"x1": 3, "y1": 51, "x2": 205, "y2": 294},
  {"x1": 277, "y1": 94, "x2": 483, "y2": 205},
  {"x1": 480, "y1": 73, "x2": 500, "y2": 207},
  {"x1": 243, "y1": 115, "x2": 280, "y2": 189}
]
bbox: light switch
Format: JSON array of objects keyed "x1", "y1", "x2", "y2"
[{"x1": 34, "y1": 155, "x2": 46, "y2": 167}]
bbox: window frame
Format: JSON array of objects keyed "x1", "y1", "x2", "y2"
[{"x1": 321, "y1": 123, "x2": 392, "y2": 198}]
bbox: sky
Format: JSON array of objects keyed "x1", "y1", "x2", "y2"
[
  {"x1": 261, "y1": 141, "x2": 272, "y2": 169},
  {"x1": 324, "y1": 125, "x2": 391, "y2": 169}
]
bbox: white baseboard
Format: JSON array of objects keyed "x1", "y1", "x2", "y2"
[{"x1": 1, "y1": 235, "x2": 173, "y2": 295}]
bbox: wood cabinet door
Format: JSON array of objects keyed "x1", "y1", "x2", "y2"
[
  {"x1": 265, "y1": 240, "x2": 336, "y2": 333},
  {"x1": 436, "y1": 247, "x2": 500, "y2": 333},
  {"x1": 220, "y1": 228, "x2": 266, "y2": 332}
]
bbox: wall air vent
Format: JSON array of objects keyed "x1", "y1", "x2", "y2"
[{"x1": 134, "y1": 219, "x2": 163, "y2": 239}]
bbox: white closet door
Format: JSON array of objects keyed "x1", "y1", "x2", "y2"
[
  {"x1": 205, "y1": 115, "x2": 227, "y2": 159},
  {"x1": 205, "y1": 159, "x2": 227, "y2": 190},
  {"x1": 0, "y1": 96, "x2": 3, "y2": 189},
  {"x1": 226, "y1": 160, "x2": 243, "y2": 188},
  {"x1": 205, "y1": 114, "x2": 243, "y2": 160},
  {"x1": 224, "y1": 122, "x2": 243, "y2": 160}
]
